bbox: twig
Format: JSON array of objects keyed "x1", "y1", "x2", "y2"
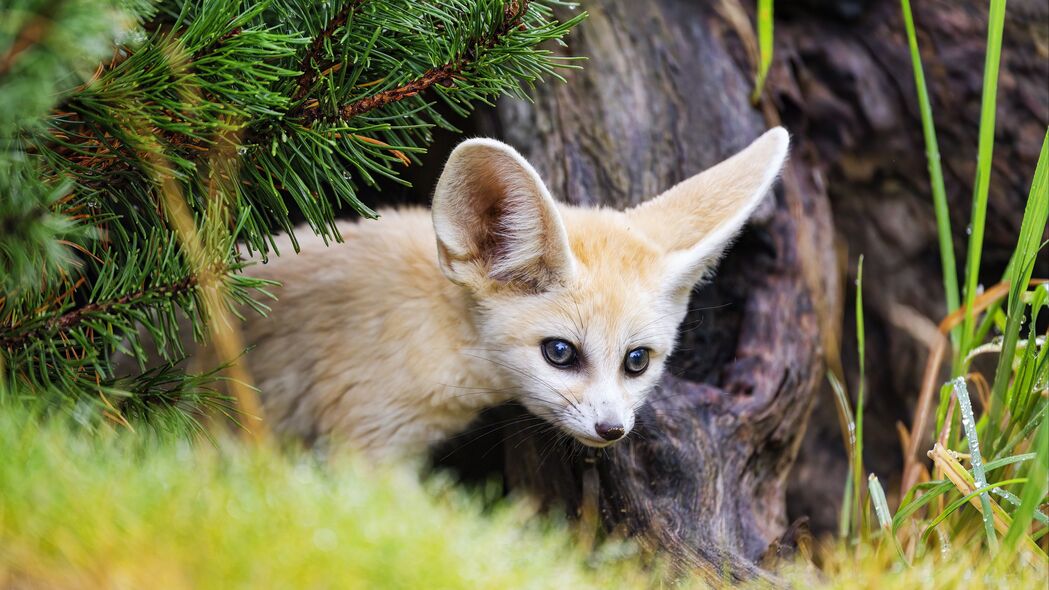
[
  {"x1": 291, "y1": 0, "x2": 370, "y2": 102},
  {"x1": 0, "y1": 268, "x2": 220, "y2": 350},
  {"x1": 299, "y1": 0, "x2": 529, "y2": 126}
]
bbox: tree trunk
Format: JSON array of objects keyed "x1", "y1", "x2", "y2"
[{"x1": 448, "y1": 0, "x2": 836, "y2": 581}]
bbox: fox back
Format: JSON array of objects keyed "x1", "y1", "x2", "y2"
[{"x1": 237, "y1": 128, "x2": 789, "y2": 458}]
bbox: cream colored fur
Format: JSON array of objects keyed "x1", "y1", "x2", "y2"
[{"x1": 235, "y1": 128, "x2": 789, "y2": 458}]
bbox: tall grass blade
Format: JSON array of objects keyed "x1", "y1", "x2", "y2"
[
  {"x1": 828, "y1": 371, "x2": 858, "y2": 538},
  {"x1": 853, "y1": 256, "x2": 868, "y2": 539},
  {"x1": 750, "y1": 0, "x2": 774, "y2": 104},
  {"x1": 899, "y1": 0, "x2": 960, "y2": 348},
  {"x1": 986, "y1": 130, "x2": 1049, "y2": 446},
  {"x1": 954, "y1": 377, "x2": 998, "y2": 552},
  {"x1": 959, "y1": 0, "x2": 1008, "y2": 368}
]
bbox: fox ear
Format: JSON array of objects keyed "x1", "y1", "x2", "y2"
[
  {"x1": 432, "y1": 138, "x2": 576, "y2": 291},
  {"x1": 629, "y1": 127, "x2": 789, "y2": 293}
]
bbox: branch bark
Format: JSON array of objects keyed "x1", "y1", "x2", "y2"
[
  {"x1": 290, "y1": 0, "x2": 370, "y2": 102},
  {"x1": 0, "y1": 266, "x2": 218, "y2": 350},
  {"x1": 299, "y1": 0, "x2": 529, "y2": 126}
]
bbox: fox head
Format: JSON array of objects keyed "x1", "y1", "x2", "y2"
[{"x1": 432, "y1": 128, "x2": 789, "y2": 448}]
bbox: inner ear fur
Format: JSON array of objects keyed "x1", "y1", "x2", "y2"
[
  {"x1": 628, "y1": 127, "x2": 790, "y2": 286},
  {"x1": 431, "y1": 138, "x2": 575, "y2": 291}
]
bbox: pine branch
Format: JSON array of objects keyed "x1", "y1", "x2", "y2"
[
  {"x1": 299, "y1": 0, "x2": 529, "y2": 125},
  {"x1": 34, "y1": 0, "x2": 581, "y2": 259},
  {"x1": 48, "y1": 24, "x2": 260, "y2": 176},
  {"x1": 49, "y1": 0, "x2": 369, "y2": 184},
  {"x1": 291, "y1": 0, "x2": 370, "y2": 102},
  {"x1": 0, "y1": 268, "x2": 211, "y2": 350}
]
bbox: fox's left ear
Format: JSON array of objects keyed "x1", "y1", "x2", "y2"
[
  {"x1": 431, "y1": 138, "x2": 576, "y2": 292},
  {"x1": 628, "y1": 127, "x2": 789, "y2": 293}
]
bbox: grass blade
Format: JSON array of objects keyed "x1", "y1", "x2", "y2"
[
  {"x1": 986, "y1": 130, "x2": 1049, "y2": 446},
  {"x1": 750, "y1": 0, "x2": 774, "y2": 104},
  {"x1": 828, "y1": 370, "x2": 858, "y2": 539},
  {"x1": 991, "y1": 486, "x2": 1049, "y2": 526},
  {"x1": 853, "y1": 256, "x2": 868, "y2": 540},
  {"x1": 959, "y1": 0, "x2": 1008, "y2": 368},
  {"x1": 953, "y1": 377, "x2": 998, "y2": 552},
  {"x1": 868, "y1": 474, "x2": 906, "y2": 562},
  {"x1": 899, "y1": 0, "x2": 960, "y2": 348}
]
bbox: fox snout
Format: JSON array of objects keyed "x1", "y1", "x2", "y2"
[
  {"x1": 595, "y1": 422, "x2": 625, "y2": 441},
  {"x1": 572, "y1": 416, "x2": 633, "y2": 447},
  {"x1": 566, "y1": 399, "x2": 637, "y2": 447}
]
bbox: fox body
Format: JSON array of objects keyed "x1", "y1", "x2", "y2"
[{"x1": 237, "y1": 128, "x2": 789, "y2": 458}]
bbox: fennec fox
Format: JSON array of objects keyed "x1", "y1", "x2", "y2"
[{"x1": 238, "y1": 127, "x2": 789, "y2": 458}]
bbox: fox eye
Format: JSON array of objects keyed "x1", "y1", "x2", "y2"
[
  {"x1": 541, "y1": 338, "x2": 578, "y2": 368},
  {"x1": 623, "y1": 348, "x2": 650, "y2": 375}
]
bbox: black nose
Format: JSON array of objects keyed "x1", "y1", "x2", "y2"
[{"x1": 595, "y1": 422, "x2": 625, "y2": 441}]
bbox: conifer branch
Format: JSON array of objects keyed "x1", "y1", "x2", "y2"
[
  {"x1": 0, "y1": 265, "x2": 220, "y2": 350},
  {"x1": 291, "y1": 0, "x2": 370, "y2": 102},
  {"x1": 301, "y1": 0, "x2": 529, "y2": 126}
]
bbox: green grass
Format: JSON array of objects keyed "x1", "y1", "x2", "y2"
[
  {"x1": 750, "y1": 0, "x2": 773, "y2": 104},
  {"x1": 0, "y1": 405, "x2": 661, "y2": 589},
  {"x1": 827, "y1": 118, "x2": 1049, "y2": 576},
  {"x1": 900, "y1": 0, "x2": 960, "y2": 348},
  {"x1": 958, "y1": 0, "x2": 1008, "y2": 369},
  {"x1": 776, "y1": 542, "x2": 1046, "y2": 590},
  {"x1": 2, "y1": 403, "x2": 1046, "y2": 590},
  {"x1": 849, "y1": 255, "x2": 868, "y2": 541}
]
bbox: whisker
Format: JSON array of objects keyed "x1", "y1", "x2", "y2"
[{"x1": 462, "y1": 352, "x2": 583, "y2": 414}]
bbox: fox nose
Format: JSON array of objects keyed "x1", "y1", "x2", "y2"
[{"x1": 595, "y1": 422, "x2": 625, "y2": 441}]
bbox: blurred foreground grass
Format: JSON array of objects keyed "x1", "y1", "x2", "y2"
[
  {"x1": 1, "y1": 405, "x2": 1046, "y2": 589},
  {"x1": 0, "y1": 406, "x2": 651, "y2": 589}
]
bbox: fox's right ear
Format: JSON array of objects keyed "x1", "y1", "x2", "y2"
[
  {"x1": 432, "y1": 139, "x2": 576, "y2": 292},
  {"x1": 628, "y1": 127, "x2": 789, "y2": 295}
]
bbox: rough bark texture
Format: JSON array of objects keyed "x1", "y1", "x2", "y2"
[{"x1": 439, "y1": 0, "x2": 835, "y2": 581}]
